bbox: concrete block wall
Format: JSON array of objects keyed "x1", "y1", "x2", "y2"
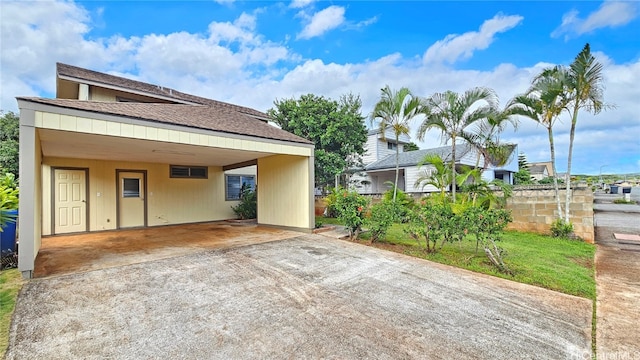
[
  {"x1": 504, "y1": 185, "x2": 594, "y2": 243},
  {"x1": 315, "y1": 185, "x2": 595, "y2": 243}
]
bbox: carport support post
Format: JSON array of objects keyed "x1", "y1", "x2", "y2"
[
  {"x1": 18, "y1": 109, "x2": 37, "y2": 279},
  {"x1": 309, "y1": 154, "x2": 315, "y2": 230}
]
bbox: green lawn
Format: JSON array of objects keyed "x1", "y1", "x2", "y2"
[
  {"x1": 316, "y1": 216, "x2": 596, "y2": 300},
  {"x1": 0, "y1": 269, "x2": 22, "y2": 358}
]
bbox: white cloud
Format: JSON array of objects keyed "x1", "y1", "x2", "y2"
[
  {"x1": 290, "y1": 0, "x2": 314, "y2": 9},
  {"x1": 552, "y1": 1, "x2": 638, "y2": 39},
  {"x1": 297, "y1": 5, "x2": 346, "y2": 40},
  {"x1": 423, "y1": 14, "x2": 523, "y2": 65},
  {"x1": 1, "y1": 2, "x2": 638, "y2": 174}
]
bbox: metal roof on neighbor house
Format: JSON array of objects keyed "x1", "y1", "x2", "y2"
[
  {"x1": 18, "y1": 97, "x2": 313, "y2": 145},
  {"x1": 57, "y1": 63, "x2": 270, "y2": 120},
  {"x1": 365, "y1": 144, "x2": 474, "y2": 171}
]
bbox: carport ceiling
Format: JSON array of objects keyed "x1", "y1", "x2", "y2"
[{"x1": 38, "y1": 129, "x2": 271, "y2": 167}]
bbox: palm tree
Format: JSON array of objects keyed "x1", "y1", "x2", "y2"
[
  {"x1": 371, "y1": 85, "x2": 422, "y2": 202},
  {"x1": 414, "y1": 153, "x2": 453, "y2": 201},
  {"x1": 462, "y1": 112, "x2": 518, "y2": 173},
  {"x1": 563, "y1": 43, "x2": 605, "y2": 222},
  {"x1": 505, "y1": 67, "x2": 567, "y2": 219},
  {"x1": 418, "y1": 87, "x2": 498, "y2": 201}
]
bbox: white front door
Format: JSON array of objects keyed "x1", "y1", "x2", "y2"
[
  {"x1": 118, "y1": 171, "x2": 146, "y2": 228},
  {"x1": 54, "y1": 169, "x2": 87, "y2": 234}
]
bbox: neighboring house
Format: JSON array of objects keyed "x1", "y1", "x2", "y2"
[
  {"x1": 352, "y1": 129, "x2": 517, "y2": 194},
  {"x1": 529, "y1": 161, "x2": 553, "y2": 181},
  {"x1": 17, "y1": 63, "x2": 315, "y2": 278}
]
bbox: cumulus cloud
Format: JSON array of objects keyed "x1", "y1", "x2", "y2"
[
  {"x1": 423, "y1": 14, "x2": 523, "y2": 65},
  {"x1": 1, "y1": 1, "x2": 637, "y2": 174},
  {"x1": 297, "y1": 5, "x2": 346, "y2": 40},
  {"x1": 290, "y1": 0, "x2": 314, "y2": 9},
  {"x1": 552, "y1": 1, "x2": 638, "y2": 39}
]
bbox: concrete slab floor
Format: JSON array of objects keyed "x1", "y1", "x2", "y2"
[{"x1": 34, "y1": 222, "x2": 300, "y2": 278}]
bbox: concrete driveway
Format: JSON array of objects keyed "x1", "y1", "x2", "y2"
[
  {"x1": 7, "y1": 235, "x2": 592, "y2": 359},
  {"x1": 594, "y1": 199, "x2": 640, "y2": 357}
]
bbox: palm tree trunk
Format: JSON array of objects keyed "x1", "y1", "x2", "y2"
[
  {"x1": 564, "y1": 107, "x2": 579, "y2": 223},
  {"x1": 548, "y1": 127, "x2": 563, "y2": 220},
  {"x1": 451, "y1": 138, "x2": 457, "y2": 201},
  {"x1": 394, "y1": 133, "x2": 400, "y2": 202}
]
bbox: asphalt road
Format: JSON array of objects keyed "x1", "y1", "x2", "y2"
[{"x1": 7, "y1": 235, "x2": 592, "y2": 359}]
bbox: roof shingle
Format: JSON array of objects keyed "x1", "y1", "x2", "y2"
[
  {"x1": 18, "y1": 97, "x2": 312, "y2": 145},
  {"x1": 57, "y1": 63, "x2": 269, "y2": 120}
]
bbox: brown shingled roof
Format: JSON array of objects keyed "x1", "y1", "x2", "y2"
[
  {"x1": 56, "y1": 63, "x2": 269, "y2": 120},
  {"x1": 18, "y1": 97, "x2": 313, "y2": 145}
]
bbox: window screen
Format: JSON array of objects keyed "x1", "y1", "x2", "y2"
[{"x1": 226, "y1": 175, "x2": 255, "y2": 200}]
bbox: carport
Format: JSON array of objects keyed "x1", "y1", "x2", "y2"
[
  {"x1": 17, "y1": 98, "x2": 315, "y2": 279},
  {"x1": 33, "y1": 222, "x2": 300, "y2": 278}
]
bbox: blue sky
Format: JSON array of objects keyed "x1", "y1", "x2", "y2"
[{"x1": 1, "y1": 0, "x2": 639, "y2": 175}]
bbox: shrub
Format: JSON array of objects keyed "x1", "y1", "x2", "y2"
[
  {"x1": 323, "y1": 187, "x2": 341, "y2": 218},
  {"x1": 462, "y1": 206, "x2": 513, "y2": 274},
  {"x1": 334, "y1": 189, "x2": 368, "y2": 240},
  {"x1": 550, "y1": 218, "x2": 574, "y2": 238},
  {"x1": 381, "y1": 185, "x2": 414, "y2": 221},
  {"x1": 231, "y1": 185, "x2": 257, "y2": 220},
  {"x1": 367, "y1": 201, "x2": 399, "y2": 242},
  {"x1": 406, "y1": 202, "x2": 459, "y2": 253}
]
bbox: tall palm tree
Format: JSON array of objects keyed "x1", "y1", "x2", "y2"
[
  {"x1": 563, "y1": 43, "x2": 605, "y2": 222},
  {"x1": 418, "y1": 87, "x2": 498, "y2": 201},
  {"x1": 463, "y1": 111, "x2": 518, "y2": 173},
  {"x1": 505, "y1": 67, "x2": 567, "y2": 219},
  {"x1": 371, "y1": 85, "x2": 422, "y2": 202}
]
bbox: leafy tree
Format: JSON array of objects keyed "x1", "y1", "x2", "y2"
[
  {"x1": 514, "y1": 153, "x2": 534, "y2": 185},
  {"x1": 506, "y1": 68, "x2": 566, "y2": 219},
  {"x1": 418, "y1": 87, "x2": 499, "y2": 201},
  {"x1": 403, "y1": 142, "x2": 419, "y2": 152},
  {"x1": 268, "y1": 94, "x2": 367, "y2": 190},
  {"x1": 562, "y1": 43, "x2": 606, "y2": 222},
  {"x1": 371, "y1": 86, "x2": 422, "y2": 202},
  {"x1": 0, "y1": 111, "x2": 19, "y2": 178}
]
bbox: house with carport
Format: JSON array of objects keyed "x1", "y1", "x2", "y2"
[{"x1": 17, "y1": 63, "x2": 315, "y2": 278}]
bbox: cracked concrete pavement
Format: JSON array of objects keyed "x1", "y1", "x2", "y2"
[{"x1": 7, "y1": 235, "x2": 592, "y2": 359}]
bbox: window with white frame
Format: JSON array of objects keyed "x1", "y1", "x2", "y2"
[
  {"x1": 387, "y1": 142, "x2": 397, "y2": 150},
  {"x1": 225, "y1": 175, "x2": 255, "y2": 201}
]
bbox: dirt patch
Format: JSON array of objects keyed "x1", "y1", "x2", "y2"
[{"x1": 569, "y1": 256, "x2": 594, "y2": 269}]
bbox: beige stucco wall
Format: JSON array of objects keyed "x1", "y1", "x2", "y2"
[
  {"x1": 505, "y1": 186, "x2": 594, "y2": 243},
  {"x1": 257, "y1": 155, "x2": 312, "y2": 230},
  {"x1": 42, "y1": 157, "x2": 238, "y2": 235}
]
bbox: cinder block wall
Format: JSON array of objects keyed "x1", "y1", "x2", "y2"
[
  {"x1": 315, "y1": 185, "x2": 595, "y2": 243},
  {"x1": 504, "y1": 185, "x2": 594, "y2": 243}
]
